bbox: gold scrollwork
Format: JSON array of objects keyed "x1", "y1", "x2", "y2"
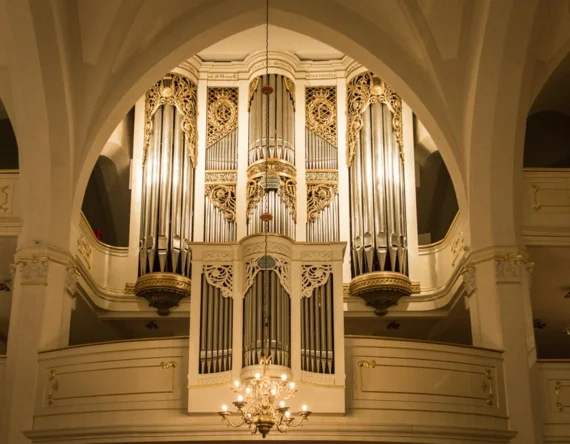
[
  {"x1": 144, "y1": 73, "x2": 198, "y2": 167},
  {"x1": 248, "y1": 77, "x2": 260, "y2": 111},
  {"x1": 357, "y1": 360, "x2": 377, "y2": 368},
  {"x1": 47, "y1": 369, "x2": 58, "y2": 406},
  {"x1": 307, "y1": 183, "x2": 338, "y2": 222},
  {"x1": 284, "y1": 77, "x2": 296, "y2": 110},
  {"x1": 205, "y1": 184, "x2": 237, "y2": 222},
  {"x1": 531, "y1": 184, "x2": 541, "y2": 212},
  {"x1": 160, "y1": 361, "x2": 177, "y2": 369},
  {"x1": 207, "y1": 87, "x2": 239, "y2": 147},
  {"x1": 205, "y1": 171, "x2": 238, "y2": 184},
  {"x1": 246, "y1": 159, "x2": 297, "y2": 222},
  {"x1": 306, "y1": 86, "x2": 337, "y2": 146},
  {"x1": 346, "y1": 72, "x2": 403, "y2": 167}
]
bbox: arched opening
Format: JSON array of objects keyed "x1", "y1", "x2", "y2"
[
  {"x1": 523, "y1": 49, "x2": 570, "y2": 359},
  {"x1": 0, "y1": 98, "x2": 18, "y2": 170}
]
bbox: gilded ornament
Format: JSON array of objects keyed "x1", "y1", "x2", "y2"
[
  {"x1": 134, "y1": 272, "x2": 191, "y2": 316},
  {"x1": 248, "y1": 77, "x2": 260, "y2": 111},
  {"x1": 306, "y1": 86, "x2": 337, "y2": 146},
  {"x1": 301, "y1": 264, "x2": 332, "y2": 298},
  {"x1": 306, "y1": 170, "x2": 338, "y2": 222},
  {"x1": 246, "y1": 159, "x2": 297, "y2": 222},
  {"x1": 206, "y1": 87, "x2": 239, "y2": 148},
  {"x1": 350, "y1": 271, "x2": 411, "y2": 316},
  {"x1": 357, "y1": 360, "x2": 376, "y2": 368},
  {"x1": 346, "y1": 72, "x2": 403, "y2": 167},
  {"x1": 144, "y1": 73, "x2": 198, "y2": 167},
  {"x1": 205, "y1": 184, "x2": 237, "y2": 222},
  {"x1": 284, "y1": 77, "x2": 296, "y2": 110}
]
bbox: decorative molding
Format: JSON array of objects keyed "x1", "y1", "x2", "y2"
[
  {"x1": 460, "y1": 265, "x2": 476, "y2": 296},
  {"x1": 243, "y1": 241, "x2": 292, "y2": 258},
  {"x1": 19, "y1": 256, "x2": 49, "y2": 285},
  {"x1": 206, "y1": 87, "x2": 238, "y2": 147},
  {"x1": 65, "y1": 263, "x2": 79, "y2": 297},
  {"x1": 202, "y1": 249, "x2": 234, "y2": 261},
  {"x1": 124, "y1": 283, "x2": 135, "y2": 294},
  {"x1": 197, "y1": 371, "x2": 232, "y2": 386},
  {"x1": 305, "y1": 72, "x2": 336, "y2": 80},
  {"x1": 76, "y1": 233, "x2": 93, "y2": 270},
  {"x1": 205, "y1": 171, "x2": 237, "y2": 183},
  {"x1": 346, "y1": 72, "x2": 403, "y2": 167},
  {"x1": 300, "y1": 250, "x2": 333, "y2": 262},
  {"x1": 494, "y1": 255, "x2": 523, "y2": 283},
  {"x1": 343, "y1": 283, "x2": 350, "y2": 297},
  {"x1": 0, "y1": 182, "x2": 14, "y2": 213},
  {"x1": 207, "y1": 73, "x2": 239, "y2": 80},
  {"x1": 411, "y1": 281, "x2": 421, "y2": 294},
  {"x1": 306, "y1": 86, "x2": 337, "y2": 145},
  {"x1": 144, "y1": 73, "x2": 198, "y2": 166},
  {"x1": 301, "y1": 264, "x2": 332, "y2": 298},
  {"x1": 203, "y1": 264, "x2": 233, "y2": 298},
  {"x1": 450, "y1": 232, "x2": 465, "y2": 267},
  {"x1": 301, "y1": 371, "x2": 335, "y2": 386}
]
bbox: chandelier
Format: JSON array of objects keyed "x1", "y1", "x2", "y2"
[{"x1": 217, "y1": 0, "x2": 311, "y2": 437}]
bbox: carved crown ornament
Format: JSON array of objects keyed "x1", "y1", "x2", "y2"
[
  {"x1": 346, "y1": 72, "x2": 403, "y2": 167},
  {"x1": 144, "y1": 73, "x2": 198, "y2": 167}
]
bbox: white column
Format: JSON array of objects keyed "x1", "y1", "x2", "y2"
[
  {"x1": 295, "y1": 79, "x2": 306, "y2": 241},
  {"x1": 336, "y1": 77, "x2": 351, "y2": 282},
  {"x1": 193, "y1": 80, "x2": 208, "y2": 242},
  {"x1": 0, "y1": 246, "x2": 74, "y2": 444},
  {"x1": 127, "y1": 96, "x2": 145, "y2": 282},
  {"x1": 187, "y1": 256, "x2": 202, "y2": 393},
  {"x1": 466, "y1": 248, "x2": 542, "y2": 443},
  {"x1": 236, "y1": 79, "x2": 250, "y2": 241},
  {"x1": 231, "y1": 251, "x2": 243, "y2": 381},
  {"x1": 402, "y1": 102, "x2": 419, "y2": 282}
]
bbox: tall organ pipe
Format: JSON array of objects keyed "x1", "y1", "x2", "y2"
[{"x1": 247, "y1": 74, "x2": 296, "y2": 238}]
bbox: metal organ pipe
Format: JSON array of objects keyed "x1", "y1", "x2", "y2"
[{"x1": 247, "y1": 74, "x2": 296, "y2": 238}]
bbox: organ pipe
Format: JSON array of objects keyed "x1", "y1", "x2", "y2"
[
  {"x1": 347, "y1": 72, "x2": 412, "y2": 315},
  {"x1": 246, "y1": 74, "x2": 296, "y2": 238}
]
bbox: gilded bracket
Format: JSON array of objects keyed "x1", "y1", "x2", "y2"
[
  {"x1": 357, "y1": 360, "x2": 376, "y2": 368},
  {"x1": 555, "y1": 380, "x2": 566, "y2": 411},
  {"x1": 160, "y1": 361, "x2": 177, "y2": 369}
]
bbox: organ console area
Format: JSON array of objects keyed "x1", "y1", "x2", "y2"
[{"x1": 129, "y1": 52, "x2": 419, "y2": 413}]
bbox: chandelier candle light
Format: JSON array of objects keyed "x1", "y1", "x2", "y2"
[{"x1": 217, "y1": 0, "x2": 311, "y2": 437}]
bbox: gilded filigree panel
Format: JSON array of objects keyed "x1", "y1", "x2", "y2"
[
  {"x1": 306, "y1": 86, "x2": 337, "y2": 146},
  {"x1": 206, "y1": 87, "x2": 238, "y2": 148}
]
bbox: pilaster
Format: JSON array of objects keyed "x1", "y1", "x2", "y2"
[
  {"x1": 0, "y1": 245, "x2": 75, "y2": 444},
  {"x1": 463, "y1": 246, "x2": 542, "y2": 443}
]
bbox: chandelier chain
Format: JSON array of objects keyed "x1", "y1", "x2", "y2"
[{"x1": 263, "y1": 0, "x2": 270, "y2": 358}]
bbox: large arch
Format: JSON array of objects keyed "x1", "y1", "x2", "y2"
[{"x1": 70, "y1": 0, "x2": 467, "y2": 251}]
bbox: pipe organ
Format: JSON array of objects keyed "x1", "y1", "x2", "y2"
[
  {"x1": 247, "y1": 74, "x2": 297, "y2": 238},
  {"x1": 130, "y1": 56, "x2": 418, "y2": 414},
  {"x1": 346, "y1": 72, "x2": 412, "y2": 315}
]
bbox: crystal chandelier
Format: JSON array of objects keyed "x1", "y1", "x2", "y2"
[{"x1": 217, "y1": 0, "x2": 311, "y2": 437}]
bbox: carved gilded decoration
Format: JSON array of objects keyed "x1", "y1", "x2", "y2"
[
  {"x1": 346, "y1": 72, "x2": 403, "y2": 167},
  {"x1": 205, "y1": 184, "x2": 236, "y2": 223},
  {"x1": 47, "y1": 369, "x2": 58, "y2": 406},
  {"x1": 76, "y1": 233, "x2": 93, "y2": 270},
  {"x1": 203, "y1": 264, "x2": 233, "y2": 298},
  {"x1": 144, "y1": 73, "x2": 198, "y2": 166},
  {"x1": 246, "y1": 159, "x2": 297, "y2": 222},
  {"x1": 306, "y1": 86, "x2": 337, "y2": 146},
  {"x1": 357, "y1": 360, "x2": 376, "y2": 368},
  {"x1": 306, "y1": 171, "x2": 339, "y2": 222},
  {"x1": 248, "y1": 77, "x2": 260, "y2": 111},
  {"x1": 284, "y1": 77, "x2": 296, "y2": 110},
  {"x1": 0, "y1": 182, "x2": 13, "y2": 213},
  {"x1": 301, "y1": 264, "x2": 332, "y2": 298},
  {"x1": 481, "y1": 369, "x2": 495, "y2": 407},
  {"x1": 206, "y1": 87, "x2": 238, "y2": 148}
]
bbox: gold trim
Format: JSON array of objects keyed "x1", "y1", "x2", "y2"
[
  {"x1": 350, "y1": 272, "x2": 412, "y2": 296},
  {"x1": 205, "y1": 183, "x2": 236, "y2": 222},
  {"x1": 135, "y1": 272, "x2": 192, "y2": 316},
  {"x1": 206, "y1": 87, "x2": 238, "y2": 147},
  {"x1": 307, "y1": 182, "x2": 338, "y2": 222},
  {"x1": 248, "y1": 77, "x2": 260, "y2": 111},
  {"x1": 346, "y1": 72, "x2": 403, "y2": 167},
  {"x1": 357, "y1": 360, "x2": 376, "y2": 368},
  {"x1": 144, "y1": 73, "x2": 198, "y2": 167},
  {"x1": 306, "y1": 86, "x2": 336, "y2": 145},
  {"x1": 284, "y1": 77, "x2": 296, "y2": 110},
  {"x1": 481, "y1": 369, "x2": 495, "y2": 406},
  {"x1": 161, "y1": 361, "x2": 177, "y2": 369},
  {"x1": 345, "y1": 335, "x2": 503, "y2": 354},
  {"x1": 40, "y1": 336, "x2": 189, "y2": 354}
]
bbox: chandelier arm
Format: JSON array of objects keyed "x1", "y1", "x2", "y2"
[{"x1": 221, "y1": 415, "x2": 247, "y2": 428}]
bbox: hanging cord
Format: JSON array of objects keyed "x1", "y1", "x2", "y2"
[{"x1": 262, "y1": 0, "x2": 271, "y2": 364}]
